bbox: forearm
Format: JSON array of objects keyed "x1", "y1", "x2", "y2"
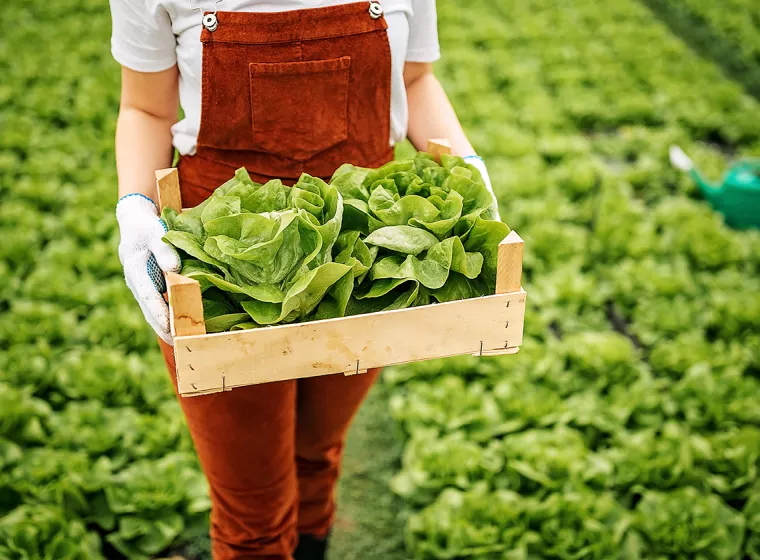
[
  {"x1": 115, "y1": 65, "x2": 179, "y2": 201},
  {"x1": 406, "y1": 71, "x2": 474, "y2": 157},
  {"x1": 113, "y1": 67, "x2": 182, "y2": 343},
  {"x1": 115, "y1": 107, "x2": 175, "y2": 201}
]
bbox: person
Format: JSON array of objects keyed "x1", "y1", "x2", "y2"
[{"x1": 109, "y1": 1, "x2": 497, "y2": 558}]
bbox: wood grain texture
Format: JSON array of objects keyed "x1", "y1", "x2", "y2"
[
  {"x1": 155, "y1": 168, "x2": 182, "y2": 214},
  {"x1": 166, "y1": 272, "x2": 206, "y2": 337},
  {"x1": 496, "y1": 231, "x2": 524, "y2": 294},
  {"x1": 174, "y1": 290, "x2": 526, "y2": 396},
  {"x1": 427, "y1": 138, "x2": 452, "y2": 162}
]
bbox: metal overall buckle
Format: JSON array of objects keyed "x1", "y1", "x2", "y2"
[
  {"x1": 191, "y1": 0, "x2": 223, "y2": 32},
  {"x1": 368, "y1": 1, "x2": 383, "y2": 19}
]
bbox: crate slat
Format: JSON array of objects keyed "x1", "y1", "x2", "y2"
[{"x1": 174, "y1": 289, "x2": 526, "y2": 396}]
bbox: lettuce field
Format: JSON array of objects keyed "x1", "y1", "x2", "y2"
[{"x1": 1, "y1": 0, "x2": 760, "y2": 558}]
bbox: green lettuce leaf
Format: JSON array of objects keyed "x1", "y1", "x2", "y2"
[{"x1": 163, "y1": 153, "x2": 508, "y2": 331}]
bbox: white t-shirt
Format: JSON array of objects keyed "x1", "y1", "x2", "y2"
[{"x1": 109, "y1": 0, "x2": 441, "y2": 156}]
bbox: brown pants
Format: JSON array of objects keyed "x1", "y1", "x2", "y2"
[{"x1": 160, "y1": 341, "x2": 380, "y2": 559}]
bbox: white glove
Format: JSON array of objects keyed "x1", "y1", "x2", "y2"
[
  {"x1": 464, "y1": 154, "x2": 501, "y2": 220},
  {"x1": 116, "y1": 193, "x2": 181, "y2": 345}
]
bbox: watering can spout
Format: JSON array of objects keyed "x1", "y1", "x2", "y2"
[{"x1": 669, "y1": 145, "x2": 722, "y2": 201}]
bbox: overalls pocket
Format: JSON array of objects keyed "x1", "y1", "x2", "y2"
[{"x1": 249, "y1": 56, "x2": 351, "y2": 162}]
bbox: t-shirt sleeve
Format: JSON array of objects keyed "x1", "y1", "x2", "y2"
[
  {"x1": 406, "y1": 0, "x2": 441, "y2": 62},
  {"x1": 109, "y1": 0, "x2": 177, "y2": 72}
]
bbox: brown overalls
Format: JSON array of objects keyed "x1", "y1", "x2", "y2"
[{"x1": 159, "y1": 3, "x2": 393, "y2": 558}]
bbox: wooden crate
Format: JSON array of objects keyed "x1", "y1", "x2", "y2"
[{"x1": 157, "y1": 139, "x2": 527, "y2": 397}]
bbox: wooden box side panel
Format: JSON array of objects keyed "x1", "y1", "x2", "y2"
[{"x1": 174, "y1": 290, "x2": 526, "y2": 396}]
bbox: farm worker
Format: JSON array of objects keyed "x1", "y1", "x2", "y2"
[{"x1": 110, "y1": 1, "x2": 498, "y2": 558}]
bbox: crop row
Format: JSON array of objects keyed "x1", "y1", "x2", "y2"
[
  {"x1": 676, "y1": 0, "x2": 760, "y2": 68},
  {"x1": 386, "y1": 0, "x2": 760, "y2": 558},
  {"x1": 1, "y1": 0, "x2": 760, "y2": 558},
  {"x1": 639, "y1": 0, "x2": 760, "y2": 98},
  {"x1": 0, "y1": 1, "x2": 210, "y2": 558}
]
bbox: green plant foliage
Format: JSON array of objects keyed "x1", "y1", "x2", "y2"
[
  {"x1": 3, "y1": 0, "x2": 760, "y2": 557},
  {"x1": 386, "y1": 0, "x2": 760, "y2": 558},
  {"x1": 162, "y1": 155, "x2": 508, "y2": 330},
  {"x1": 0, "y1": 505, "x2": 105, "y2": 560},
  {"x1": 634, "y1": 488, "x2": 746, "y2": 558},
  {"x1": 407, "y1": 484, "x2": 641, "y2": 560},
  {"x1": 665, "y1": 0, "x2": 760, "y2": 95},
  {"x1": 0, "y1": 2, "x2": 209, "y2": 556}
]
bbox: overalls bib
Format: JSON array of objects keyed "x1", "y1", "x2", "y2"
[
  {"x1": 177, "y1": 1, "x2": 394, "y2": 206},
  {"x1": 160, "y1": 4, "x2": 391, "y2": 558}
]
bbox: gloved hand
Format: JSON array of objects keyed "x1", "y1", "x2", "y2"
[
  {"x1": 116, "y1": 193, "x2": 181, "y2": 345},
  {"x1": 464, "y1": 154, "x2": 501, "y2": 220}
]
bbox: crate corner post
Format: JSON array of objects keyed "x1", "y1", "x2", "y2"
[
  {"x1": 155, "y1": 168, "x2": 182, "y2": 214},
  {"x1": 496, "y1": 230, "x2": 524, "y2": 294},
  {"x1": 472, "y1": 230, "x2": 525, "y2": 358},
  {"x1": 427, "y1": 138, "x2": 452, "y2": 162},
  {"x1": 166, "y1": 272, "x2": 206, "y2": 338}
]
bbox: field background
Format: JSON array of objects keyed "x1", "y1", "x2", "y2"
[{"x1": 1, "y1": 0, "x2": 759, "y2": 558}]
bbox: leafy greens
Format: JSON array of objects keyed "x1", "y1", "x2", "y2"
[{"x1": 162, "y1": 154, "x2": 509, "y2": 331}]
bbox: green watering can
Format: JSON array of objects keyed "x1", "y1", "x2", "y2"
[{"x1": 670, "y1": 146, "x2": 760, "y2": 230}]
